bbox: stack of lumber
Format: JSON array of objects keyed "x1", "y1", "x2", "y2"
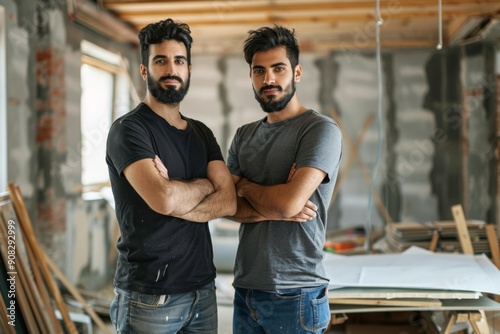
[
  {"x1": 374, "y1": 220, "x2": 496, "y2": 254},
  {"x1": 0, "y1": 183, "x2": 110, "y2": 334}
]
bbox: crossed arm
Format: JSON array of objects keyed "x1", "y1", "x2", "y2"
[
  {"x1": 124, "y1": 156, "x2": 236, "y2": 222},
  {"x1": 228, "y1": 165, "x2": 326, "y2": 223}
]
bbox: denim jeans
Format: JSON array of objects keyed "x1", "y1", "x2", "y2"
[
  {"x1": 110, "y1": 281, "x2": 217, "y2": 333},
  {"x1": 233, "y1": 284, "x2": 330, "y2": 334}
]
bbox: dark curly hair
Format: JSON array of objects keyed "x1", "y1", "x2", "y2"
[
  {"x1": 138, "y1": 18, "x2": 193, "y2": 67},
  {"x1": 243, "y1": 25, "x2": 299, "y2": 69}
]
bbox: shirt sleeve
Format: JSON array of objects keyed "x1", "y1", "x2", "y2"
[
  {"x1": 204, "y1": 125, "x2": 225, "y2": 163},
  {"x1": 295, "y1": 119, "x2": 342, "y2": 184},
  {"x1": 106, "y1": 118, "x2": 155, "y2": 177},
  {"x1": 227, "y1": 127, "x2": 243, "y2": 177}
]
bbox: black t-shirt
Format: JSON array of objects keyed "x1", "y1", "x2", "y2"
[{"x1": 106, "y1": 103, "x2": 223, "y2": 295}]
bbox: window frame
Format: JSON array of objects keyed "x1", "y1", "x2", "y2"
[{"x1": 80, "y1": 41, "x2": 129, "y2": 192}]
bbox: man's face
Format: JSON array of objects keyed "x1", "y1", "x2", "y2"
[
  {"x1": 250, "y1": 46, "x2": 297, "y2": 113},
  {"x1": 143, "y1": 40, "x2": 191, "y2": 105}
]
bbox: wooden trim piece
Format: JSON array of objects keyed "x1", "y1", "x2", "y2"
[
  {"x1": 451, "y1": 204, "x2": 474, "y2": 255},
  {"x1": 0, "y1": 214, "x2": 40, "y2": 333},
  {"x1": 45, "y1": 254, "x2": 112, "y2": 334},
  {"x1": 0, "y1": 292, "x2": 15, "y2": 334},
  {"x1": 7, "y1": 183, "x2": 77, "y2": 334},
  {"x1": 485, "y1": 224, "x2": 500, "y2": 269}
]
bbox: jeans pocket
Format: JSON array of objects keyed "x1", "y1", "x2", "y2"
[
  {"x1": 300, "y1": 288, "x2": 330, "y2": 332},
  {"x1": 131, "y1": 293, "x2": 171, "y2": 308}
]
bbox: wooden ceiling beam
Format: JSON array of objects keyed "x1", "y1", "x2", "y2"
[
  {"x1": 189, "y1": 38, "x2": 440, "y2": 54},
  {"x1": 123, "y1": 8, "x2": 493, "y2": 29},
  {"x1": 103, "y1": 0, "x2": 500, "y2": 14},
  {"x1": 99, "y1": 0, "x2": 500, "y2": 53}
]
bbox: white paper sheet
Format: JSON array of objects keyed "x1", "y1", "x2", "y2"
[{"x1": 324, "y1": 246, "x2": 500, "y2": 294}]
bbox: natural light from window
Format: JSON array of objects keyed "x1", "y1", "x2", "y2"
[
  {"x1": 80, "y1": 40, "x2": 130, "y2": 187},
  {"x1": 80, "y1": 63, "x2": 113, "y2": 186}
]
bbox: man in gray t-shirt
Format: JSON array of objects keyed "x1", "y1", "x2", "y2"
[{"x1": 226, "y1": 25, "x2": 342, "y2": 334}]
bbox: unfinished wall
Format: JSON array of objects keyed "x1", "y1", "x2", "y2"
[
  {"x1": 2, "y1": 0, "x2": 498, "y2": 292},
  {"x1": 330, "y1": 45, "x2": 497, "y2": 228},
  {"x1": 422, "y1": 44, "x2": 496, "y2": 223},
  {"x1": 2, "y1": 0, "x2": 139, "y2": 287},
  {"x1": 462, "y1": 43, "x2": 495, "y2": 222}
]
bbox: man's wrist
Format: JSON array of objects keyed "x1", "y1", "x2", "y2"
[
  {"x1": 195, "y1": 178, "x2": 215, "y2": 196},
  {"x1": 236, "y1": 178, "x2": 251, "y2": 197}
]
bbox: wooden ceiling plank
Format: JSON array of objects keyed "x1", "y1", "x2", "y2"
[
  {"x1": 97, "y1": 0, "x2": 500, "y2": 53},
  {"x1": 103, "y1": 0, "x2": 500, "y2": 14},
  {"x1": 123, "y1": 8, "x2": 495, "y2": 29}
]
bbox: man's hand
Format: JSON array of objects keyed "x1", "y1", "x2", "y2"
[
  {"x1": 288, "y1": 200, "x2": 317, "y2": 221},
  {"x1": 234, "y1": 162, "x2": 319, "y2": 223},
  {"x1": 154, "y1": 155, "x2": 169, "y2": 180},
  {"x1": 287, "y1": 162, "x2": 297, "y2": 183}
]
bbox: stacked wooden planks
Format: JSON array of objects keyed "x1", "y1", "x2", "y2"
[{"x1": 0, "y1": 183, "x2": 110, "y2": 334}]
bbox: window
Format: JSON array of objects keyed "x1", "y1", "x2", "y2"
[
  {"x1": 80, "y1": 41, "x2": 130, "y2": 188},
  {"x1": 0, "y1": 6, "x2": 7, "y2": 192}
]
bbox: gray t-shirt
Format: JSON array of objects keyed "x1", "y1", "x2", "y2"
[{"x1": 227, "y1": 109, "x2": 342, "y2": 291}]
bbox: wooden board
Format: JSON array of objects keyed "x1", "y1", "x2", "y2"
[
  {"x1": 7, "y1": 183, "x2": 77, "y2": 333},
  {"x1": 486, "y1": 224, "x2": 500, "y2": 269},
  {"x1": 346, "y1": 324, "x2": 434, "y2": 334},
  {"x1": 451, "y1": 204, "x2": 474, "y2": 255},
  {"x1": 330, "y1": 296, "x2": 500, "y2": 314},
  {"x1": 330, "y1": 298, "x2": 442, "y2": 307},
  {"x1": 329, "y1": 287, "x2": 480, "y2": 300}
]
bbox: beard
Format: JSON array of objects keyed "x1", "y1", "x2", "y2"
[
  {"x1": 147, "y1": 70, "x2": 191, "y2": 105},
  {"x1": 253, "y1": 79, "x2": 296, "y2": 113}
]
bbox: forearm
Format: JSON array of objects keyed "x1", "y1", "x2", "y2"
[
  {"x1": 237, "y1": 180, "x2": 295, "y2": 219},
  {"x1": 124, "y1": 158, "x2": 215, "y2": 216},
  {"x1": 166, "y1": 178, "x2": 215, "y2": 216},
  {"x1": 174, "y1": 185, "x2": 236, "y2": 222},
  {"x1": 226, "y1": 197, "x2": 268, "y2": 223},
  {"x1": 171, "y1": 160, "x2": 237, "y2": 222}
]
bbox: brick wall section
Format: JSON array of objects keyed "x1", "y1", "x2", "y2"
[{"x1": 35, "y1": 46, "x2": 67, "y2": 260}]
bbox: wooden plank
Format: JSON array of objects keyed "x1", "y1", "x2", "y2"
[
  {"x1": 440, "y1": 312, "x2": 457, "y2": 334},
  {"x1": 0, "y1": 214, "x2": 40, "y2": 333},
  {"x1": 15, "y1": 234, "x2": 61, "y2": 332},
  {"x1": 330, "y1": 112, "x2": 374, "y2": 204},
  {"x1": 485, "y1": 224, "x2": 500, "y2": 269},
  {"x1": 451, "y1": 205, "x2": 474, "y2": 255},
  {"x1": 429, "y1": 230, "x2": 440, "y2": 252},
  {"x1": 330, "y1": 298, "x2": 442, "y2": 307},
  {"x1": 330, "y1": 296, "x2": 500, "y2": 315},
  {"x1": 45, "y1": 254, "x2": 112, "y2": 334},
  {"x1": 7, "y1": 183, "x2": 77, "y2": 334},
  {"x1": 328, "y1": 287, "x2": 480, "y2": 300},
  {"x1": 0, "y1": 203, "x2": 57, "y2": 333},
  {"x1": 450, "y1": 205, "x2": 491, "y2": 333},
  {"x1": 330, "y1": 111, "x2": 393, "y2": 224},
  {"x1": 0, "y1": 289, "x2": 15, "y2": 334},
  {"x1": 14, "y1": 231, "x2": 54, "y2": 333},
  {"x1": 0, "y1": 195, "x2": 62, "y2": 333},
  {"x1": 104, "y1": 0, "x2": 500, "y2": 13}
]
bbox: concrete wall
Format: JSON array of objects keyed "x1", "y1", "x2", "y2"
[
  {"x1": 1, "y1": 0, "x2": 498, "y2": 291},
  {"x1": 1, "y1": 0, "x2": 139, "y2": 285}
]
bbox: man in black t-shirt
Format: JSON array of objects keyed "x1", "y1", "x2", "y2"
[{"x1": 106, "y1": 18, "x2": 236, "y2": 334}]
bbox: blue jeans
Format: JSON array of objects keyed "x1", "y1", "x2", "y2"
[
  {"x1": 110, "y1": 281, "x2": 217, "y2": 333},
  {"x1": 233, "y1": 284, "x2": 330, "y2": 334}
]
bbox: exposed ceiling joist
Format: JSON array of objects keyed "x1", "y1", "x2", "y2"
[{"x1": 84, "y1": 0, "x2": 500, "y2": 53}]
